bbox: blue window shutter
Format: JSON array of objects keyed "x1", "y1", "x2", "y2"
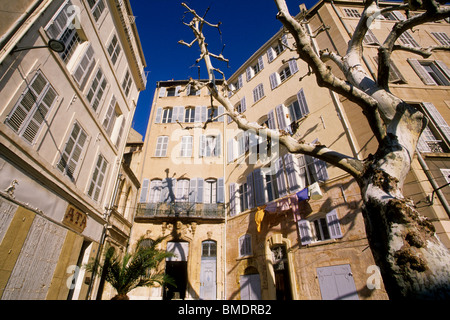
[
  {"x1": 284, "y1": 153, "x2": 301, "y2": 192},
  {"x1": 217, "y1": 177, "x2": 225, "y2": 203},
  {"x1": 229, "y1": 183, "x2": 237, "y2": 216},
  {"x1": 216, "y1": 134, "x2": 221, "y2": 157},
  {"x1": 247, "y1": 172, "x2": 255, "y2": 209},
  {"x1": 297, "y1": 89, "x2": 310, "y2": 118},
  {"x1": 267, "y1": 110, "x2": 276, "y2": 129}
]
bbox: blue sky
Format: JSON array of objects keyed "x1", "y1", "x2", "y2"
[{"x1": 129, "y1": 0, "x2": 317, "y2": 137}]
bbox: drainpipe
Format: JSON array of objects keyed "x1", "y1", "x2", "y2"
[
  {"x1": 416, "y1": 152, "x2": 450, "y2": 219},
  {"x1": 222, "y1": 111, "x2": 227, "y2": 300}
]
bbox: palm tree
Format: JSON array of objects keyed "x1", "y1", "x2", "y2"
[{"x1": 86, "y1": 237, "x2": 175, "y2": 300}]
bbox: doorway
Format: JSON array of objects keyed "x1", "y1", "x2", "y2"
[
  {"x1": 271, "y1": 245, "x2": 292, "y2": 300},
  {"x1": 163, "y1": 241, "x2": 189, "y2": 300}
]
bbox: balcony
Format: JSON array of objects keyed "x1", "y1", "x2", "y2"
[{"x1": 135, "y1": 202, "x2": 225, "y2": 221}]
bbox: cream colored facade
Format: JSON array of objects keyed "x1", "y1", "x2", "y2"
[{"x1": 0, "y1": 0, "x2": 146, "y2": 300}]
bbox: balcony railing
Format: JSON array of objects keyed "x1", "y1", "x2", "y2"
[{"x1": 136, "y1": 202, "x2": 225, "y2": 220}]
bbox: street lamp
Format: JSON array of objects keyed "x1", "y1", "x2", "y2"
[{"x1": 11, "y1": 39, "x2": 66, "y2": 53}]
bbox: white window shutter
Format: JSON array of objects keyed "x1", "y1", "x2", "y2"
[
  {"x1": 171, "y1": 106, "x2": 180, "y2": 123},
  {"x1": 218, "y1": 106, "x2": 225, "y2": 122},
  {"x1": 313, "y1": 157, "x2": 329, "y2": 182},
  {"x1": 140, "y1": 179, "x2": 149, "y2": 202},
  {"x1": 227, "y1": 139, "x2": 235, "y2": 163},
  {"x1": 155, "y1": 107, "x2": 163, "y2": 123},
  {"x1": 199, "y1": 135, "x2": 206, "y2": 157},
  {"x1": 246, "y1": 66, "x2": 254, "y2": 82},
  {"x1": 393, "y1": 10, "x2": 406, "y2": 21},
  {"x1": 267, "y1": 47, "x2": 275, "y2": 63},
  {"x1": 195, "y1": 106, "x2": 202, "y2": 122},
  {"x1": 247, "y1": 172, "x2": 255, "y2": 209},
  {"x1": 238, "y1": 74, "x2": 244, "y2": 89},
  {"x1": 217, "y1": 177, "x2": 225, "y2": 203},
  {"x1": 288, "y1": 59, "x2": 299, "y2": 74},
  {"x1": 175, "y1": 85, "x2": 181, "y2": 96},
  {"x1": 281, "y1": 34, "x2": 288, "y2": 48},
  {"x1": 189, "y1": 179, "x2": 197, "y2": 203},
  {"x1": 298, "y1": 220, "x2": 312, "y2": 245},
  {"x1": 275, "y1": 157, "x2": 288, "y2": 197},
  {"x1": 408, "y1": 59, "x2": 436, "y2": 85},
  {"x1": 201, "y1": 106, "x2": 207, "y2": 122},
  {"x1": 297, "y1": 88, "x2": 310, "y2": 117},
  {"x1": 196, "y1": 178, "x2": 204, "y2": 203},
  {"x1": 326, "y1": 210, "x2": 343, "y2": 239},
  {"x1": 253, "y1": 168, "x2": 266, "y2": 206},
  {"x1": 216, "y1": 134, "x2": 222, "y2": 157},
  {"x1": 435, "y1": 60, "x2": 450, "y2": 80},
  {"x1": 284, "y1": 153, "x2": 302, "y2": 192},
  {"x1": 275, "y1": 104, "x2": 288, "y2": 131},
  {"x1": 229, "y1": 183, "x2": 237, "y2": 216},
  {"x1": 159, "y1": 87, "x2": 166, "y2": 97},
  {"x1": 240, "y1": 97, "x2": 247, "y2": 113},
  {"x1": 423, "y1": 102, "x2": 450, "y2": 143},
  {"x1": 267, "y1": 110, "x2": 276, "y2": 130},
  {"x1": 258, "y1": 56, "x2": 264, "y2": 71},
  {"x1": 269, "y1": 72, "x2": 281, "y2": 90}
]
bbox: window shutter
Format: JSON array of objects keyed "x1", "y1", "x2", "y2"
[
  {"x1": 407, "y1": 59, "x2": 436, "y2": 85},
  {"x1": 217, "y1": 177, "x2": 225, "y2": 203},
  {"x1": 392, "y1": 10, "x2": 406, "y2": 21},
  {"x1": 238, "y1": 74, "x2": 244, "y2": 89},
  {"x1": 73, "y1": 45, "x2": 95, "y2": 88},
  {"x1": 201, "y1": 106, "x2": 207, "y2": 122},
  {"x1": 435, "y1": 60, "x2": 450, "y2": 80},
  {"x1": 140, "y1": 179, "x2": 149, "y2": 202},
  {"x1": 171, "y1": 106, "x2": 179, "y2": 123},
  {"x1": 247, "y1": 172, "x2": 255, "y2": 209},
  {"x1": 218, "y1": 106, "x2": 225, "y2": 122},
  {"x1": 267, "y1": 110, "x2": 276, "y2": 130},
  {"x1": 189, "y1": 179, "x2": 197, "y2": 203},
  {"x1": 269, "y1": 72, "x2": 281, "y2": 90},
  {"x1": 227, "y1": 139, "x2": 235, "y2": 163},
  {"x1": 423, "y1": 102, "x2": 450, "y2": 143},
  {"x1": 313, "y1": 158, "x2": 329, "y2": 182},
  {"x1": 246, "y1": 66, "x2": 254, "y2": 82},
  {"x1": 275, "y1": 104, "x2": 288, "y2": 130},
  {"x1": 196, "y1": 178, "x2": 204, "y2": 203},
  {"x1": 159, "y1": 87, "x2": 166, "y2": 97},
  {"x1": 363, "y1": 29, "x2": 379, "y2": 45},
  {"x1": 194, "y1": 106, "x2": 202, "y2": 122},
  {"x1": 399, "y1": 31, "x2": 419, "y2": 47},
  {"x1": 275, "y1": 157, "x2": 288, "y2": 197},
  {"x1": 216, "y1": 134, "x2": 222, "y2": 157},
  {"x1": 160, "y1": 178, "x2": 169, "y2": 202},
  {"x1": 288, "y1": 59, "x2": 299, "y2": 74},
  {"x1": 297, "y1": 89, "x2": 310, "y2": 118},
  {"x1": 326, "y1": 210, "x2": 343, "y2": 239},
  {"x1": 240, "y1": 97, "x2": 247, "y2": 113},
  {"x1": 199, "y1": 135, "x2": 206, "y2": 157},
  {"x1": 417, "y1": 127, "x2": 433, "y2": 153},
  {"x1": 267, "y1": 47, "x2": 275, "y2": 63},
  {"x1": 258, "y1": 56, "x2": 264, "y2": 71},
  {"x1": 297, "y1": 155, "x2": 308, "y2": 189},
  {"x1": 253, "y1": 168, "x2": 266, "y2": 206},
  {"x1": 229, "y1": 183, "x2": 237, "y2": 216},
  {"x1": 186, "y1": 84, "x2": 191, "y2": 96},
  {"x1": 284, "y1": 153, "x2": 302, "y2": 192},
  {"x1": 297, "y1": 220, "x2": 312, "y2": 245},
  {"x1": 281, "y1": 34, "x2": 288, "y2": 48},
  {"x1": 175, "y1": 86, "x2": 181, "y2": 96},
  {"x1": 155, "y1": 108, "x2": 162, "y2": 123}
]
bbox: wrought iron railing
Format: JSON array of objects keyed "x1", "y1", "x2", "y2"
[{"x1": 136, "y1": 202, "x2": 225, "y2": 219}]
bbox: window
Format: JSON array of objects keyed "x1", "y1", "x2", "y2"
[
  {"x1": 363, "y1": 29, "x2": 380, "y2": 45},
  {"x1": 167, "y1": 88, "x2": 177, "y2": 97},
  {"x1": 122, "y1": 69, "x2": 133, "y2": 97},
  {"x1": 57, "y1": 122, "x2": 88, "y2": 180},
  {"x1": 204, "y1": 179, "x2": 217, "y2": 204},
  {"x1": 239, "y1": 234, "x2": 252, "y2": 257},
  {"x1": 87, "y1": 154, "x2": 108, "y2": 201},
  {"x1": 431, "y1": 32, "x2": 450, "y2": 46},
  {"x1": 373, "y1": 56, "x2": 406, "y2": 84},
  {"x1": 408, "y1": 59, "x2": 450, "y2": 86},
  {"x1": 440, "y1": 169, "x2": 450, "y2": 184},
  {"x1": 87, "y1": 68, "x2": 107, "y2": 111},
  {"x1": 200, "y1": 135, "x2": 221, "y2": 157},
  {"x1": 162, "y1": 108, "x2": 173, "y2": 123},
  {"x1": 287, "y1": 89, "x2": 310, "y2": 123},
  {"x1": 269, "y1": 59, "x2": 299, "y2": 90},
  {"x1": 5, "y1": 71, "x2": 58, "y2": 144},
  {"x1": 180, "y1": 136, "x2": 193, "y2": 157},
  {"x1": 107, "y1": 34, "x2": 121, "y2": 65},
  {"x1": 398, "y1": 31, "x2": 420, "y2": 48},
  {"x1": 267, "y1": 35, "x2": 288, "y2": 63},
  {"x1": 297, "y1": 210, "x2": 343, "y2": 245},
  {"x1": 155, "y1": 136, "x2": 169, "y2": 157},
  {"x1": 185, "y1": 107, "x2": 195, "y2": 123},
  {"x1": 252, "y1": 83, "x2": 265, "y2": 103},
  {"x1": 237, "y1": 97, "x2": 247, "y2": 114},
  {"x1": 87, "y1": 0, "x2": 105, "y2": 21},
  {"x1": 265, "y1": 171, "x2": 279, "y2": 202},
  {"x1": 228, "y1": 74, "x2": 244, "y2": 94},
  {"x1": 186, "y1": 84, "x2": 200, "y2": 96},
  {"x1": 343, "y1": 8, "x2": 361, "y2": 18},
  {"x1": 176, "y1": 179, "x2": 190, "y2": 202},
  {"x1": 102, "y1": 96, "x2": 118, "y2": 135},
  {"x1": 202, "y1": 240, "x2": 217, "y2": 257},
  {"x1": 246, "y1": 56, "x2": 264, "y2": 81},
  {"x1": 382, "y1": 11, "x2": 405, "y2": 21},
  {"x1": 208, "y1": 107, "x2": 218, "y2": 122},
  {"x1": 72, "y1": 45, "x2": 96, "y2": 89},
  {"x1": 45, "y1": 1, "x2": 83, "y2": 64}
]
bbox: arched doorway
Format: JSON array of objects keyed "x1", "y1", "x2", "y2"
[
  {"x1": 199, "y1": 240, "x2": 217, "y2": 300},
  {"x1": 163, "y1": 241, "x2": 189, "y2": 300}
]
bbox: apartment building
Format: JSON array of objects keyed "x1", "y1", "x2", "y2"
[
  {"x1": 0, "y1": 0, "x2": 146, "y2": 300},
  {"x1": 132, "y1": 0, "x2": 449, "y2": 301}
]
